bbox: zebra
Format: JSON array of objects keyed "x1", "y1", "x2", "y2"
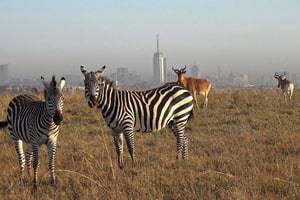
[
  {"x1": 80, "y1": 65, "x2": 194, "y2": 169},
  {"x1": 0, "y1": 75, "x2": 66, "y2": 188}
]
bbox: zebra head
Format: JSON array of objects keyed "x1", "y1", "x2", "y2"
[
  {"x1": 80, "y1": 65, "x2": 106, "y2": 108},
  {"x1": 41, "y1": 76, "x2": 66, "y2": 125}
]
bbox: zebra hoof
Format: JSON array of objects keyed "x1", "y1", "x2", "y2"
[
  {"x1": 119, "y1": 164, "x2": 124, "y2": 169},
  {"x1": 31, "y1": 184, "x2": 38, "y2": 193}
]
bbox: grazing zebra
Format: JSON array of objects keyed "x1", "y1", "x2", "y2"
[
  {"x1": 0, "y1": 75, "x2": 66, "y2": 188},
  {"x1": 80, "y1": 65, "x2": 194, "y2": 169}
]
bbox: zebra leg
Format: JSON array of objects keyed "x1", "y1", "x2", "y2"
[
  {"x1": 124, "y1": 130, "x2": 136, "y2": 166},
  {"x1": 173, "y1": 125, "x2": 187, "y2": 161},
  {"x1": 32, "y1": 144, "x2": 40, "y2": 188},
  {"x1": 14, "y1": 140, "x2": 26, "y2": 183},
  {"x1": 25, "y1": 145, "x2": 33, "y2": 176},
  {"x1": 112, "y1": 131, "x2": 124, "y2": 169},
  {"x1": 47, "y1": 141, "x2": 57, "y2": 185},
  {"x1": 182, "y1": 136, "x2": 189, "y2": 160}
]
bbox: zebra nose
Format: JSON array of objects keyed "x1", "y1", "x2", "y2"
[
  {"x1": 53, "y1": 110, "x2": 63, "y2": 125},
  {"x1": 90, "y1": 95, "x2": 97, "y2": 103}
]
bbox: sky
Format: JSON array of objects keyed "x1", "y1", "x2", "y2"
[{"x1": 1, "y1": 0, "x2": 300, "y2": 81}]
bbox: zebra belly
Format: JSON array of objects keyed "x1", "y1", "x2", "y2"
[{"x1": 105, "y1": 116, "x2": 163, "y2": 133}]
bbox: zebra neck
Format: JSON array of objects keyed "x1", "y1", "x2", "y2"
[
  {"x1": 97, "y1": 87, "x2": 114, "y2": 117},
  {"x1": 40, "y1": 102, "x2": 56, "y2": 123}
]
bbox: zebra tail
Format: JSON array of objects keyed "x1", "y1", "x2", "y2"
[
  {"x1": 188, "y1": 109, "x2": 193, "y2": 121},
  {"x1": 0, "y1": 121, "x2": 8, "y2": 128}
]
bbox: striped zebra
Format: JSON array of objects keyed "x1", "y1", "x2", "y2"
[
  {"x1": 0, "y1": 75, "x2": 66, "y2": 188},
  {"x1": 80, "y1": 65, "x2": 194, "y2": 169}
]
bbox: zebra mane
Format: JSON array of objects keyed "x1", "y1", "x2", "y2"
[
  {"x1": 101, "y1": 77, "x2": 114, "y2": 88},
  {"x1": 51, "y1": 75, "x2": 57, "y2": 87}
]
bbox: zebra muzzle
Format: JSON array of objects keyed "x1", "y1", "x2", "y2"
[
  {"x1": 53, "y1": 110, "x2": 63, "y2": 125},
  {"x1": 88, "y1": 95, "x2": 97, "y2": 108}
]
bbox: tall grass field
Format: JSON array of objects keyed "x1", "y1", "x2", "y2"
[{"x1": 0, "y1": 88, "x2": 299, "y2": 199}]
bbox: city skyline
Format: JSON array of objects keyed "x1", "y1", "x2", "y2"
[{"x1": 1, "y1": 1, "x2": 300, "y2": 81}]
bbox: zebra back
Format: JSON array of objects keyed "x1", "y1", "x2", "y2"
[{"x1": 81, "y1": 65, "x2": 194, "y2": 132}]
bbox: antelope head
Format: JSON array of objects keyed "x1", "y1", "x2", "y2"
[
  {"x1": 274, "y1": 72, "x2": 280, "y2": 79},
  {"x1": 172, "y1": 66, "x2": 188, "y2": 86},
  {"x1": 274, "y1": 72, "x2": 287, "y2": 88},
  {"x1": 172, "y1": 65, "x2": 187, "y2": 74}
]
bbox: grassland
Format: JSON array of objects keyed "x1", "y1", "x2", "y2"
[{"x1": 0, "y1": 88, "x2": 299, "y2": 200}]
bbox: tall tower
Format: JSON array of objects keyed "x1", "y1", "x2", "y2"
[
  {"x1": 153, "y1": 34, "x2": 167, "y2": 84},
  {"x1": 191, "y1": 63, "x2": 201, "y2": 78}
]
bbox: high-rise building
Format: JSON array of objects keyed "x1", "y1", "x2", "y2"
[
  {"x1": 153, "y1": 35, "x2": 167, "y2": 84},
  {"x1": 116, "y1": 67, "x2": 129, "y2": 86},
  {"x1": 191, "y1": 64, "x2": 201, "y2": 78},
  {"x1": 0, "y1": 64, "x2": 9, "y2": 86}
]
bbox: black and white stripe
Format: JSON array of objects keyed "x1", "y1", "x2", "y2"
[
  {"x1": 0, "y1": 76, "x2": 66, "y2": 188},
  {"x1": 81, "y1": 65, "x2": 194, "y2": 169}
]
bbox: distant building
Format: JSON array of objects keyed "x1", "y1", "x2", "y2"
[
  {"x1": 0, "y1": 64, "x2": 9, "y2": 86},
  {"x1": 107, "y1": 67, "x2": 142, "y2": 89},
  {"x1": 116, "y1": 67, "x2": 129, "y2": 87},
  {"x1": 64, "y1": 74, "x2": 81, "y2": 86},
  {"x1": 291, "y1": 73, "x2": 300, "y2": 86},
  {"x1": 128, "y1": 73, "x2": 142, "y2": 87},
  {"x1": 153, "y1": 35, "x2": 167, "y2": 84},
  {"x1": 191, "y1": 64, "x2": 201, "y2": 78},
  {"x1": 166, "y1": 70, "x2": 177, "y2": 82},
  {"x1": 233, "y1": 73, "x2": 249, "y2": 87}
]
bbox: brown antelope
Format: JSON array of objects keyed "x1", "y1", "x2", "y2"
[
  {"x1": 274, "y1": 72, "x2": 294, "y2": 100},
  {"x1": 172, "y1": 66, "x2": 211, "y2": 108}
]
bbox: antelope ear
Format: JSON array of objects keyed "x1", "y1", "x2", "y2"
[
  {"x1": 41, "y1": 76, "x2": 49, "y2": 88},
  {"x1": 58, "y1": 77, "x2": 66, "y2": 90},
  {"x1": 80, "y1": 65, "x2": 87, "y2": 75}
]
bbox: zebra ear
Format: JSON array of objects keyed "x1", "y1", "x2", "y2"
[
  {"x1": 96, "y1": 65, "x2": 106, "y2": 73},
  {"x1": 58, "y1": 77, "x2": 66, "y2": 90},
  {"x1": 80, "y1": 65, "x2": 87, "y2": 75},
  {"x1": 41, "y1": 76, "x2": 49, "y2": 88},
  {"x1": 95, "y1": 65, "x2": 106, "y2": 78}
]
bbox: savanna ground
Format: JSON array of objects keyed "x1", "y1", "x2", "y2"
[{"x1": 0, "y1": 88, "x2": 299, "y2": 200}]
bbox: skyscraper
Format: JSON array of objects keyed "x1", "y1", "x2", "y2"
[
  {"x1": 153, "y1": 35, "x2": 167, "y2": 84},
  {"x1": 191, "y1": 64, "x2": 201, "y2": 78}
]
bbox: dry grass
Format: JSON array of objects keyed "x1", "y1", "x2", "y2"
[{"x1": 0, "y1": 88, "x2": 299, "y2": 200}]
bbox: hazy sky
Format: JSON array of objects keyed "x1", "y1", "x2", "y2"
[{"x1": 1, "y1": 0, "x2": 300, "y2": 80}]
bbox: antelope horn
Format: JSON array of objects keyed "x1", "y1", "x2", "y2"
[
  {"x1": 180, "y1": 65, "x2": 187, "y2": 73},
  {"x1": 274, "y1": 72, "x2": 279, "y2": 77},
  {"x1": 172, "y1": 67, "x2": 179, "y2": 73}
]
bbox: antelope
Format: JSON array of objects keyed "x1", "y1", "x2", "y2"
[
  {"x1": 274, "y1": 72, "x2": 294, "y2": 101},
  {"x1": 172, "y1": 66, "x2": 211, "y2": 109}
]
